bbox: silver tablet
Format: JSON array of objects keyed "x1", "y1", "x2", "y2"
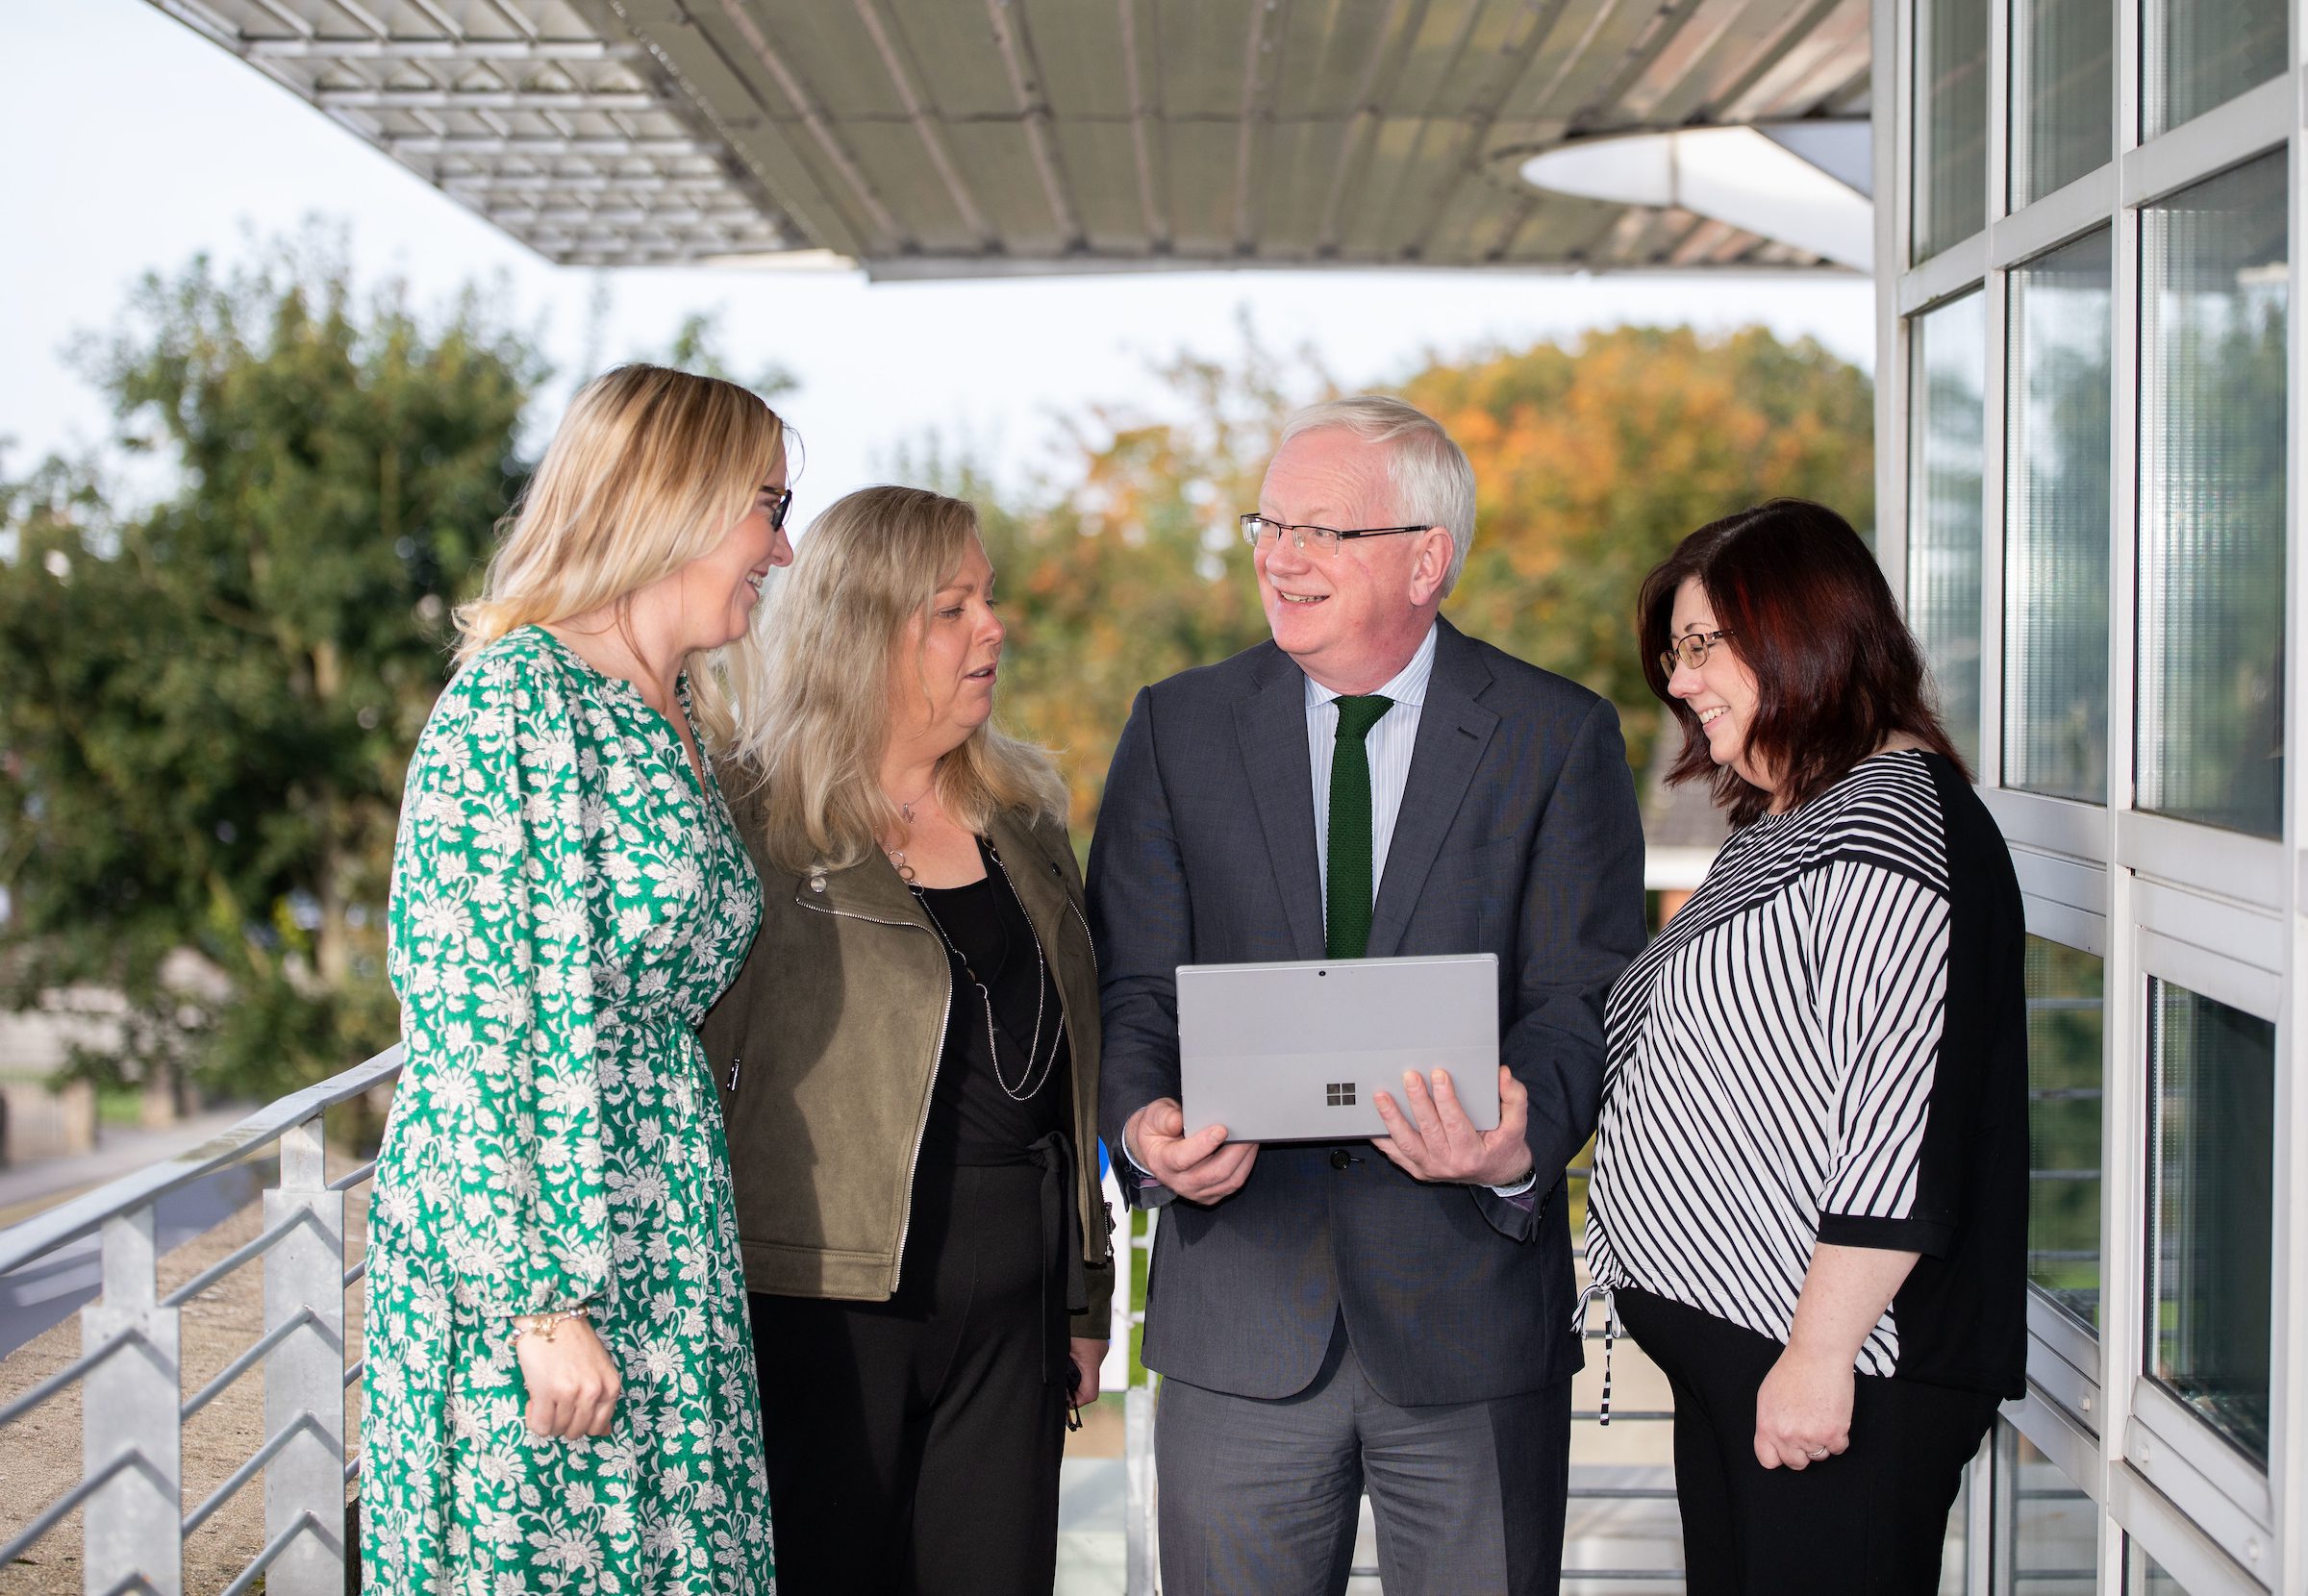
[{"x1": 1176, "y1": 953, "x2": 1501, "y2": 1143}]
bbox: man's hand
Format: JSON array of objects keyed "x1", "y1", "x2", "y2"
[
  {"x1": 1753, "y1": 1344, "x2": 1853, "y2": 1470},
  {"x1": 1370, "y1": 1065, "x2": 1532, "y2": 1186},
  {"x1": 514, "y1": 1314, "x2": 621, "y2": 1439},
  {"x1": 1124, "y1": 1097, "x2": 1259, "y2": 1204}
]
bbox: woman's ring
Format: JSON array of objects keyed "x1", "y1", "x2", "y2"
[{"x1": 1808, "y1": 1447, "x2": 1829, "y2": 1459}]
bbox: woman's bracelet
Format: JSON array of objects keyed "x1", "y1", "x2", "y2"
[{"x1": 508, "y1": 1306, "x2": 591, "y2": 1345}]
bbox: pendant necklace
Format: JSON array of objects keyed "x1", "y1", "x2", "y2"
[{"x1": 882, "y1": 835, "x2": 1062, "y2": 1102}]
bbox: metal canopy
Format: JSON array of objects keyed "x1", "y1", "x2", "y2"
[{"x1": 148, "y1": 0, "x2": 1871, "y2": 278}]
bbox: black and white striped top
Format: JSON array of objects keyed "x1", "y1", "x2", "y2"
[{"x1": 1587, "y1": 750, "x2": 2028, "y2": 1395}]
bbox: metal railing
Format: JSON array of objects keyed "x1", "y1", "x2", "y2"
[
  {"x1": 0, "y1": 1045, "x2": 402, "y2": 1595},
  {"x1": 3, "y1": 1061, "x2": 1687, "y2": 1594}
]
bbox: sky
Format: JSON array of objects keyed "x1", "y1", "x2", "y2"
[{"x1": 3, "y1": 0, "x2": 1875, "y2": 517}]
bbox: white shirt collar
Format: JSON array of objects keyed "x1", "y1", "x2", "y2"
[{"x1": 1300, "y1": 622, "x2": 1439, "y2": 711}]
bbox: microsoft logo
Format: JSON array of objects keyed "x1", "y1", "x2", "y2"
[{"x1": 1325, "y1": 1082, "x2": 1356, "y2": 1107}]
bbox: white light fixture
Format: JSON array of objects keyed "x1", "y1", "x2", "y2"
[{"x1": 1518, "y1": 123, "x2": 1873, "y2": 272}]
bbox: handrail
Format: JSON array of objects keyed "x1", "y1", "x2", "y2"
[
  {"x1": 1, "y1": 1046, "x2": 1690, "y2": 1594},
  {"x1": 0, "y1": 1045, "x2": 403, "y2": 1277},
  {"x1": 0, "y1": 1046, "x2": 395, "y2": 1593}
]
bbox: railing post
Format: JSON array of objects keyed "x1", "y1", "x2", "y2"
[
  {"x1": 81, "y1": 1208, "x2": 182, "y2": 1594},
  {"x1": 1123, "y1": 1209, "x2": 1158, "y2": 1596},
  {"x1": 262, "y1": 1114, "x2": 346, "y2": 1593}
]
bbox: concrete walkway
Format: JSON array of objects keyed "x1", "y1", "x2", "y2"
[{"x1": 0, "y1": 1107, "x2": 251, "y2": 1222}]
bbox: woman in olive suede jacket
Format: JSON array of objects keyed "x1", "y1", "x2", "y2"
[{"x1": 702, "y1": 485, "x2": 1112, "y2": 1596}]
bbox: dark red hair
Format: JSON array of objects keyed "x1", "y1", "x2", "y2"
[{"x1": 1638, "y1": 499, "x2": 1969, "y2": 828}]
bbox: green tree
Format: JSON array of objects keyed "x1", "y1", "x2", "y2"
[
  {"x1": 938, "y1": 322, "x2": 1872, "y2": 829},
  {"x1": 1408, "y1": 325, "x2": 1875, "y2": 771},
  {"x1": 924, "y1": 327, "x2": 1325, "y2": 835},
  {"x1": 0, "y1": 235, "x2": 545, "y2": 1099}
]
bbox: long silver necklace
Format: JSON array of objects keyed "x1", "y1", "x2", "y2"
[{"x1": 885, "y1": 836, "x2": 1063, "y2": 1102}]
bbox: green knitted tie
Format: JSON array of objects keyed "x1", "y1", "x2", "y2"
[{"x1": 1325, "y1": 693, "x2": 1394, "y2": 960}]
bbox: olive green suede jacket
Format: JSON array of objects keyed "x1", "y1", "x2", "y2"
[{"x1": 699, "y1": 797, "x2": 1114, "y2": 1340}]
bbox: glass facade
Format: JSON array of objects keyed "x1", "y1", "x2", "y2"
[
  {"x1": 2126, "y1": 1542, "x2": 2194, "y2": 1592},
  {"x1": 1910, "y1": 291, "x2": 1988, "y2": 766},
  {"x1": 2136, "y1": 153, "x2": 2288, "y2": 835},
  {"x1": 2143, "y1": 0, "x2": 2288, "y2": 139},
  {"x1": 1915, "y1": 0, "x2": 1989, "y2": 261},
  {"x1": 2147, "y1": 981, "x2": 2273, "y2": 1466},
  {"x1": 2012, "y1": 0, "x2": 2114, "y2": 206},
  {"x1": 1896, "y1": 0, "x2": 2298, "y2": 1584},
  {"x1": 2024, "y1": 937, "x2": 2104, "y2": 1330},
  {"x1": 1999, "y1": 1425, "x2": 2097, "y2": 1591},
  {"x1": 2005, "y1": 230, "x2": 2113, "y2": 802}
]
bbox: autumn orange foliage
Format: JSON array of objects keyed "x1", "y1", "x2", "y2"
[{"x1": 957, "y1": 324, "x2": 1872, "y2": 838}]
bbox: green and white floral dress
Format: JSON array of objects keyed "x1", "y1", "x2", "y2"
[{"x1": 361, "y1": 626, "x2": 773, "y2": 1594}]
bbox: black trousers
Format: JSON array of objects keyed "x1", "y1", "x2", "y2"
[
  {"x1": 1614, "y1": 1287, "x2": 1999, "y2": 1596},
  {"x1": 751, "y1": 1161, "x2": 1067, "y2": 1596}
]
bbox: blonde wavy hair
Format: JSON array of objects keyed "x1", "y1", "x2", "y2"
[
  {"x1": 732, "y1": 486, "x2": 1067, "y2": 876},
  {"x1": 455, "y1": 362, "x2": 790, "y2": 748}
]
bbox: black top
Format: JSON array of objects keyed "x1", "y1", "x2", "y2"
[
  {"x1": 1588, "y1": 751, "x2": 2028, "y2": 1397},
  {"x1": 916, "y1": 839, "x2": 1070, "y2": 1169}
]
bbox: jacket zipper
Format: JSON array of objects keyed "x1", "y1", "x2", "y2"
[
  {"x1": 985, "y1": 847, "x2": 1111, "y2": 1280},
  {"x1": 796, "y1": 891, "x2": 952, "y2": 1294},
  {"x1": 1061, "y1": 894, "x2": 1111, "y2": 1274}
]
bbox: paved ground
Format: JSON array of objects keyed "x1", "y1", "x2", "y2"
[{"x1": 0, "y1": 1108, "x2": 253, "y2": 1221}]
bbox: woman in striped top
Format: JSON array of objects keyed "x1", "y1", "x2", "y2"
[{"x1": 1588, "y1": 500, "x2": 2027, "y2": 1594}]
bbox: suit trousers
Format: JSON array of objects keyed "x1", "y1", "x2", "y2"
[
  {"x1": 1614, "y1": 1287, "x2": 1999, "y2": 1596},
  {"x1": 749, "y1": 1161, "x2": 1066, "y2": 1596},
  {"x1": 1155, "y1": 1313, "x2": 1572, "y2": 1596}
]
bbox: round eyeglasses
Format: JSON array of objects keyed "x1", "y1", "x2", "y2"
[
  {"x1": 1240, "y1": 512, "x2": 1429, "y2": 558},
  {"x1": 1659, "y1": 629, "x2": 1736, "y2": 676}
]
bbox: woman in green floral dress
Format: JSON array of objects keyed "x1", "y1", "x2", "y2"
[{"x1": 361, "y1": 364, "x2": 793, "y2": 1594}]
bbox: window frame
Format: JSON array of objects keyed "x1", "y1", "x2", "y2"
[{"x1": 1881, "y1": 0, "x2": 2303, "y2": 1584}]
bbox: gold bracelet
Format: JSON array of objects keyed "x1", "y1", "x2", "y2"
[{"x1": 509, "y1": 1307, "x2": 590, "y2": 1345}]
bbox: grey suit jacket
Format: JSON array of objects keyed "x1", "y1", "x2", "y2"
[{"x1": 1090, "y1": 618, "x2": 1646, "y2": 1405}]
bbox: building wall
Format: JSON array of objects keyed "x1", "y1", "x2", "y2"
[{"x1": 1876, "y1": 0, "x2": 2301, "y2": 1588}]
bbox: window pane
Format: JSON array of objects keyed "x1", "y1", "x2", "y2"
[
  {"x1": 2012, "y1": 0, "x2": 2114, "y2": 205},
  {"x1": 1916, "y1": 0, "x2": 1989, "y2": 260},
  {"x1": 1997, "y1": 1424, "x2": 2097, "y2": 1591},
  {"x1": 2006, "y1": 230, "x2": 2113, "y2": 802},
  {"x1": 2143, "y1": 0, "x2": 2287, "y2": 138},
  {"x1": 1910, "y1": 291, "x2": 1987, "y2": 767},
  {"x1": 2127, "y1": 1539, "x2": 2195, "y2": 1592},
  {"x1": 2026, "y1": 937, "x2": 2103, "y2": 1331},
  {"x1": 2137, "y1": 153, "x2": 2288, "y2": 835},
  {"x1": 2147, "y1": 981, "x2": 2273, "y2": 1466}
]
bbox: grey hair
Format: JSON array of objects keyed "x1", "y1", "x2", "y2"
[{"x1": 1276, "y1": 395, "x2": 1478, "y2": 597}]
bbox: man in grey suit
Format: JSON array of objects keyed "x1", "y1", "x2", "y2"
[{"x1": 1090, "y1": 395, "x2": 1646, "y2": 1595}]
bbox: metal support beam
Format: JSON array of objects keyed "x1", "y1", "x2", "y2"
[
  {"x1": 386, "y1": 134, "x2": 700, "y2": 156},
  {"x1": 242, "y1": 37, "x2": 640, "y2": 60},
  {"x1": 262, "y1": 1117, "x2": 346, "y2": 1595},
  {"x1": 440, "y1": 172, "x2": 730, "y2": 193},
  {"x1": 983, "y1": 0, "x2": 1085, "y2": 249},
  {"x1": 1316, "y1": 0, "x2": 1421, "y2": 256},
  {"x1": 315, "y1": 88, "x2": 658, "y2": 112},
  {"x1": 849, "y1": 0, "x2": 996, "y2": 248},
  {"x1": 82, "y1": 1211, "x2": 183, "y2": 1595},
  {"x1": 1116, "y1": 0, "x2": 1171, "y2": 250},
  {"x1": 712, "y1": 0, "x2": 906, "y2": 253}
]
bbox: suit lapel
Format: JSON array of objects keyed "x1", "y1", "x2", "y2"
[
  {"x1": 1367, "y1": 621, "x2": 1498, "y2": 959},
  {"x1": 1233, "y1": 653, "x2": 1326, "y2": 960}
]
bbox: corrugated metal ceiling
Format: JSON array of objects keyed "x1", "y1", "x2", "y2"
[{"x1": 148, "y1": 0, "x2": 1870, "y2": 276}]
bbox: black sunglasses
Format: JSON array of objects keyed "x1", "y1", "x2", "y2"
[{"x1": 765, "y1": 486, "x2": 793, "y2": 533}]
